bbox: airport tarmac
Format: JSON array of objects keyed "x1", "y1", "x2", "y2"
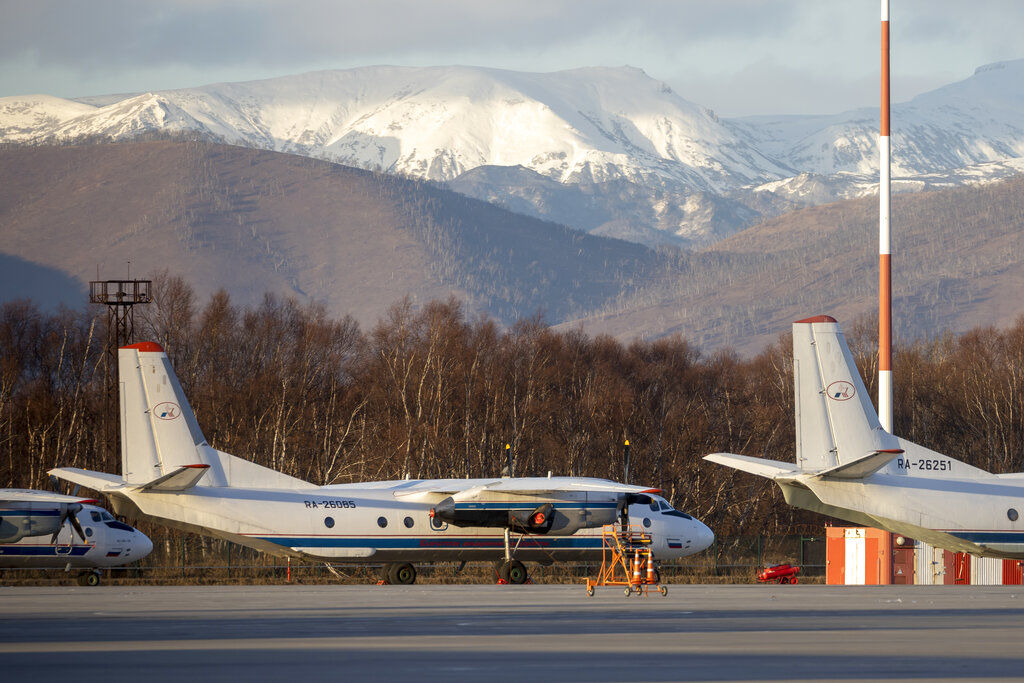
[{"x1": 2, "y1": 583, "x2": 1023, "y2": 682}]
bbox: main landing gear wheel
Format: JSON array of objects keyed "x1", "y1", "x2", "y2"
[
  {"x1": 77, "y1": 571, "x2": 101, "y2": 587},
  {"x1": 387, "y1": 562, "x2": 417, "y2": 585},
  {"x1": 497, "y1": 559, "x2": 528, "y2": 584}
]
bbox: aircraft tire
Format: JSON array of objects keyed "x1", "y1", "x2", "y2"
[
  {"x1": 80, "y1": 571, "x2": 101, "y2": 587},
  {"x1": 507, "y1": 560, "x2": 527, "y2": 584},
  {"x1": 388, "y1": 562, "x2": 417, "y2": 585}
]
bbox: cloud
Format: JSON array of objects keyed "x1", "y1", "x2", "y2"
[{"x1": 1, "y1": 0, "x2": 1022, "y2": 115}]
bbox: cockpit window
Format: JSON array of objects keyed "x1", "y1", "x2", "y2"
[
  {"x1": 90, "y1": 510, "x2": 102, "y2": 522},
  {"x1": 101, "y1": 511, "x2": 114, "y2": 521},
  {"x1": 649, "y1": 501, "x2": 660, "y2": 512},
  {"x1": 659, "y1": 501, "x2": 671, "y2": 511}
]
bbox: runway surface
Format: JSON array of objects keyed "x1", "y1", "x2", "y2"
[{"x1": 2, "y1": 583, "x2": 1024, "y2": 682}]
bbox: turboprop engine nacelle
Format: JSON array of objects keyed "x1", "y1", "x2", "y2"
[
  {"x1": 430, "y1": 498, "x2": 575, "y2": 534},
  {"x1": 0, "y1": 502, "x2": 84, "y2": 543}
]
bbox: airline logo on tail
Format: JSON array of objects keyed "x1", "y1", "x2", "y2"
[
  {"x1": 827, "y1": 381, "x2": 855, "y2": 401},
  {"x1": 154, "y1": 402, "x2": 181, "y2": 420}
]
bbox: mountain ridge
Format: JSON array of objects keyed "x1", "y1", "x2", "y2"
[{"x1": 4, "y1": 62, "x2": 1022, "y2": 248}]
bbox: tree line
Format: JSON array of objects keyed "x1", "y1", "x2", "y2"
[{"x1": 4, "y1": 274, "x2": 1024, "y2": 537}]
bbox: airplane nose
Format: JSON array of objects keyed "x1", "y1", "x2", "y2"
[
  {"x1": 693, "y1": 520, "x2": 715, "y2": 552},
  {"x1": 135, "y1": 531, "x2": 154, "y2": 560}
]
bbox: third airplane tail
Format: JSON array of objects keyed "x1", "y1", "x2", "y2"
[
  {"x1": 707, "y1": 316, "x2": 904, "y2": 481},
  {"x1": 791, "y1": 315, "x2": 902, "y2": 475}
]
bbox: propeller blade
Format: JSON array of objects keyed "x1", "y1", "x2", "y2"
[
  {"x1": 50, "y1": 503, "x2": 86, "y2": 544},
  {"x1": 69, "y1": 506, "x2": 87, "y2": 543}
]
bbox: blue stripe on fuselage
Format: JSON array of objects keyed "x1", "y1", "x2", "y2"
[
  {"x1": 0, "y1": 545, "x2": 91, "y2": 557},
  {"x1": 252, "y1": 536, "x2": 605, "y2": 550},
  {"x1": 949, "y1": 530, "x2": 1024, "y2": 545}
]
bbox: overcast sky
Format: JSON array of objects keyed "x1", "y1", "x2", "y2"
[{"x1": 2, "y1": 0, "x2": 1021, "y2": 117}]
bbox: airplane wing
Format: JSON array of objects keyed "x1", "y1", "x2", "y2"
[
  {"x1": 392, "y1": 476, "x2": 661, "y2": 500},
  {"x1": 0, "y1": 488, "x2": 99, "y2": 505},
  {"x1": 479, "y1": 477, "x2": 662, "y2": 494}
]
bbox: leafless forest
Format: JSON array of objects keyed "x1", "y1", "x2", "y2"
[{"x1": 4, "y1": 274, "x2": 1024, "y2": 538}]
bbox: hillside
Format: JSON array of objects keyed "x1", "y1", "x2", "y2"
[
  {"x1": 563, "y1": 175, "x2": 1024, "y2": 354},
  {"x1": 0, "y1": 140, "x2": 658, "y2": 327},
  {"x1": 4, "y1": 140, "x2": 1024, "y2": 355}
]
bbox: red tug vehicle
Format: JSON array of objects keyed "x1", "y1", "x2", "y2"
[{"x1": 757, "y1": 563, "x2": 800, "y2": 584}]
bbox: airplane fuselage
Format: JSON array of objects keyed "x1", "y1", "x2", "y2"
[
  {"x1": 787, "y1": 470, "x2": 1024, "y2": 559},
  {"x1": 0, "y1": 503, "x2": 153, "y2": 569},
  {"x1": 106, "y1": 480, "x2": 711, "y2": 564}
]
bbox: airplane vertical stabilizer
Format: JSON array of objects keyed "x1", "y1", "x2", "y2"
[
  {"x1": 118, "y1": 342, "x2": 309, "y2": 490},
  {"x1": 119, "y1": 343, "x2": 228, "y2": 487},
  {"x1": 793, "y1": 317, "x2": 898, "y2": 469},
  {"x1": 793, "y1": 318, "x2": 837, "y2": 471}
]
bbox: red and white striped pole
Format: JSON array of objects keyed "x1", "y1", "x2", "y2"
[{"x1": 879, "y1": 0, "x2": 893, "y2": 432}]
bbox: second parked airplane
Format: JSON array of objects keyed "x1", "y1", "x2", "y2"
[{"x1": 52, "y1": 342, "x2": 713, "y2": 584}]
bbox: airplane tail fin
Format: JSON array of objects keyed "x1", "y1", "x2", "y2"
[
  {"x1": 118, "y1": 343, "x2": 309, "y2": 490},
  {"x1": 119, "y1": 342, "x2": 208, "y2": 484},
  {"x1": 792, "y1": 316, "x2": 899, "y2": 472}
]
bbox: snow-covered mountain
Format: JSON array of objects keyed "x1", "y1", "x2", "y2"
[
  {"x1": 732, "y1": 61, "x2": 1024, "y2": 178},
  {"x1": 3, "y1": 61, "x2": 1023, "y2": 247},
  {"x1": 0, "y1": 66, "x2": 789, "y2": 190}
]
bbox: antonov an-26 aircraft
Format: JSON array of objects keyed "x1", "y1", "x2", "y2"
[
  {"x1": 1, "y1": 489, "x2": 153, "y2": 585},
  {"x1": 706, "y1": 315, "x2": 1024, "y2": 559},
  {"x1": 51, "y1": 342, "x2": 713, "y2": 584}
]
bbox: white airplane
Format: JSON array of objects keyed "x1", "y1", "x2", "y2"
[
  {"x1": 706, "y1": 315, "x2": 1024, "y2": 559},
  {"x1": 50, "y1": 342, "x2": 714, "y2": 584},
  {"x1": 1, "y1": 489, "x2": 153, "y2": 585}
]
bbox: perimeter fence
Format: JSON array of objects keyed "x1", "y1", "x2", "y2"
[{"x1": 1, "y1": 534, "x2": 826, "y2": 585}]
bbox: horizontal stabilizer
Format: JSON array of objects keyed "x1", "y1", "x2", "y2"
[
  {"x1": 136, "y1": 464, "x2": 211, "y2": 492},
  {"x1": 703, "y1": 453, "x2": 802, "y2": 481},
  {"x1": 48, "y1": 467, "x2": 126, "y2": 492},
  {"x1": 812, "y1": 449, "x2": 904, "y2": 480}
]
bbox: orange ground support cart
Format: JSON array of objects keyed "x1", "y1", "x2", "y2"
[{"x1": 584, "y1": 524, "x2": 668, "y2": 597}]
